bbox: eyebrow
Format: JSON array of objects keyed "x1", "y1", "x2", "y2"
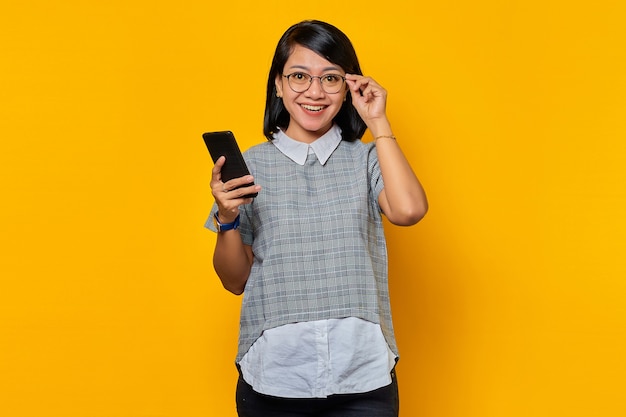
[{"x1": 287, "y1": 64, "x2": 343, "y2": 73}]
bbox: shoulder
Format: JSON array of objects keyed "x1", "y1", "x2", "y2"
[
  {"x1": 338, "y1": 139, "x2": 374, "y2": 151},
  {"x1": 242, "y1": 141, "x2": 277, "y2": 164},
  {"x1": 243, "y1": 140, "x2": 274, "y2": 156},
  {"x1": 336, "y1": 139, "x2": 377, "y2": 160}
]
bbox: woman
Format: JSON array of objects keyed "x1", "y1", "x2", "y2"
[{"x1": 207, "y1": 20, "x2": 428, "y2": 417}]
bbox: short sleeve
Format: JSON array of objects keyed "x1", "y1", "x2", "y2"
[{"x1": 367, "y1": 143, "x2": 385, "y2": 212}]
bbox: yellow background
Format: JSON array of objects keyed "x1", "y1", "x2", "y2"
[{"x1": 1, "y1": 1, "x2": 625, "y2": 416}]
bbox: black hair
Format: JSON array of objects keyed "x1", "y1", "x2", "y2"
[{"x1": 263, "y1": 20, "x2": 366, "y2": 142}]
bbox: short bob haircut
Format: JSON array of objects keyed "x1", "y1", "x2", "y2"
[{"x1": 263, "y1": 20, "x2": 367, "y2": 142}]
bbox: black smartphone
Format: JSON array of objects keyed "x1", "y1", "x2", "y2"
[{"x1": 202, "y1": 131, "x2": 258, "y2": 198}]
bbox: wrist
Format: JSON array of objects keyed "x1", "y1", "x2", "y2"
[
  {"x1": 216, "y1": 210, "x2": 238, "y2": 223},
  {"x1": 214, "y1": 212, "x2": 240, "y2": 232},
  {"x1": 368, "y1": 118, "x2": 393, "y2": 138}
]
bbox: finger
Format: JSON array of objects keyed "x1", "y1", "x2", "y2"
[
  {"x1": 361, "y1": 83, "x2": 386, "y2": 102},
  {"x1": 345, "y1": 73, "x2": 366, "y2": 82},
  {"x1": 211, "y1": 156, "x2": 226, "y2": 181},
  {"x1": 362, "y1": 86, "x2": 379, "y2": 103},
  {"x1": 220, "y1": 185, "x2": 260, "y2": 206},
  {"x1": 231, "y1": 185, "x2": 261, "y2": 199},
  {"x1": 222, "y1": 176, "x2": 258, "y2": 193},
  {"x1": 345, "y1": 79, "x2": 360, "y2": 96},
  {"x1": 347, "y1": 74, "x2": 384, "y2": 95},
  {"x1": 351, "y1": 75, "x2": 374, "y2": 88},
  {"x1": 348, "y1": 77, "x2": 368, "y2": 92}
]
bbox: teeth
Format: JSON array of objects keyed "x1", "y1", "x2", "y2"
[{"x1": 301, "y1": 104, "x2": 325, "y2": 112}]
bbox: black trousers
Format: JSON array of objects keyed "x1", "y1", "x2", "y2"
[{"x1": 235, "y1": 370, "x2": 399, "y2": 417}]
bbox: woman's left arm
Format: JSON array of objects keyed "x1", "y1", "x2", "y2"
[{"x1": 346, "y1": 74, "x2": 428, "y2": 226}]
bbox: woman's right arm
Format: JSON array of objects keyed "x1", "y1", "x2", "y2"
[
  {"x1": 210, "y1": 156, "x2": 261, "y2": 295},
  {"x1": 213, "y1": 230, "x2": 253, "y2": 295}
]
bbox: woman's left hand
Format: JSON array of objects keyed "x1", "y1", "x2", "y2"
[{"x1": 345, "y1": 74, "x2": 388, "y2": 123}]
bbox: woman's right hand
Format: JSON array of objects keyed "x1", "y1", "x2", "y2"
[{"x1": 210, "y1": 156, "x2": 261, "y2": 223}]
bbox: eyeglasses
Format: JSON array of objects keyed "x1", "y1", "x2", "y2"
[{"x1": 283, "y1": 72, "x2": 346, "y2": 94}]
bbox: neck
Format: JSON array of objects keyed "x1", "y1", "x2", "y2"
[{"x1": 284, "y1": 124, "x2": 333, "y2": 144}]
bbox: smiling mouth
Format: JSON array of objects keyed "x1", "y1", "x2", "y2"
[{"x1": 300, "y1": 104, "x2": 327, "y2": 112}]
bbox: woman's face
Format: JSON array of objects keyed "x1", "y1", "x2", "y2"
[{"x1": 275, "y1": 44, "x2": 348, "y2": 143}]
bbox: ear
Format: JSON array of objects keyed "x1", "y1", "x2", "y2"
[{"x1": 275, "y1": 74, "x2": 284, "y2": 98}]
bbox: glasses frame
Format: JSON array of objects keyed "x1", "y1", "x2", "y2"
[{"x1": 283, "y1": 72, "x2": 347, "y2": 94}]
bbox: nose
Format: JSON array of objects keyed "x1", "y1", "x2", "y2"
[{"x1": 306, "y1": 76, "x2": 325, "y2": 96}]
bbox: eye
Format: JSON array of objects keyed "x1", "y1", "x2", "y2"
[
  {"x1": 323, "y1": 74, "x2": 343, "y2": 84},
  {"x1": 292, "y1": 72, "x2": 309, "y2": 81}
]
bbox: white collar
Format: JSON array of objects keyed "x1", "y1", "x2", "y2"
[{"x1": 272, "y1": 125, "x2": 343, "y2": 166}]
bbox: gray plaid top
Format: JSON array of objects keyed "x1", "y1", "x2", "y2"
[{"x1": 208, "y1": 135, "x2": 397, "y2": 363}]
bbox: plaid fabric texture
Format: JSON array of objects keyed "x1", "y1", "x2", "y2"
[{"x1": 207, "y1": 139, "x2": 397, "y2": 362}]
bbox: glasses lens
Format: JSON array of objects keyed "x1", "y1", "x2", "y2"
[
  {"x1": 285, "y1": 73, "x2": 345, "y2": 93},
  {"x1": 287, "y1": 73, "x2": 311, "y2": 92},
  {"x1": 321, "y1": 74, "x2": 344, "y2": 93}
]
